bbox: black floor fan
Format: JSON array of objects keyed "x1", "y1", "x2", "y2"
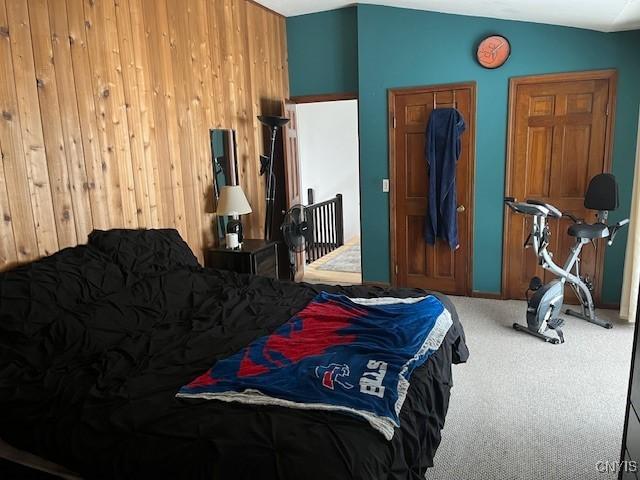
[{"x1": 280, "y1": 204, "x2": 314, "y2": 280}]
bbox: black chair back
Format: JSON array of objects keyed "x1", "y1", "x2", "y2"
[{"x1": 584, "y1": 173, "x2": 619, "y2": 211}]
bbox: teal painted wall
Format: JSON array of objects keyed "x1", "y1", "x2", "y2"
[
  {"x1": 287, "y1": 7, "x2": 358, "y2": 96},
  {"x1": 287, "y1": 5, "x2": 640, "y2": 303}
]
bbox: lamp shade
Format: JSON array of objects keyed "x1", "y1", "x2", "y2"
[
  {"x1": 216, "y1": 185, "x2": 252, "y2": 215},
  {"x1": 258, "y1": 115, "x2": 289, "y2": 129}
]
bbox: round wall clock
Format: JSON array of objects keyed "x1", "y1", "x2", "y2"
[{"x1": 476, "y1": 35, "x2": 511, "y2": 69}]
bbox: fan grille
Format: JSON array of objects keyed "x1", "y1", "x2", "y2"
[{"x1": 281, "y1": 205, "x2": 314, "y2": 253}]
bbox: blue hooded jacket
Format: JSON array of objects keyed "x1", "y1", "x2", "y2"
[{"x1": 424, "y1": 108, "x2": 466, "y2": 249}]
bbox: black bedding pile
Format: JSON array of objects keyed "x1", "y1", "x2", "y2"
[{"x1": 0, "y1": 229, "x2": 468, "y2": 480}]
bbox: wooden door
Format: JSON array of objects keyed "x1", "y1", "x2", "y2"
[
  {"x1": 503, "y1": 70, "x2": 616, "y2": 301},
  {"x1": 390, "y1": 83, "x2": 476, "y2": 295},
  {"x1": 282, "y1": 100, "x2": 304, "y2": 281}
]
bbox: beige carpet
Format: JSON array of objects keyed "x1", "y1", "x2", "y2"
[{"x1": 425, "y1": 296, "x2": 635, "y2": 480}]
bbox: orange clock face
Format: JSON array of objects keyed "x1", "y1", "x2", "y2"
[{"x1": 477, "y1": 35, "x2": 511, "y2": 69}]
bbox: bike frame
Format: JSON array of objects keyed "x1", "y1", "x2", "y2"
[{"x1": 530, "y1": 215, "x2": 596, "y2": 319}]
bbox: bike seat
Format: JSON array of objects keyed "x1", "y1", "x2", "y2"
[{"x1": 567, "y1": 222, "x2": 609, "y2": 239}]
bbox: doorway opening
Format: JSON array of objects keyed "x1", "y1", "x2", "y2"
[{"x1": 293, "y1": 97, "x2": 362, "y2": 285}]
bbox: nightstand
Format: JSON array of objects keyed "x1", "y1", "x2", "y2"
[{"x1": 205, "y1": 239, "x2": 279, "y2": 279}]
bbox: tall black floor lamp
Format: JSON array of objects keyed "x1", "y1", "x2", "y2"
[{"x1": 258, "y1": 115, "x2": 289, "y2": 241}]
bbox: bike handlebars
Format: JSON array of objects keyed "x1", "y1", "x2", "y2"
[
  {"x1": 504, "y1": 198, "x2": 561, "y2": 218},
  {"x1": 504, "y1": 197, "x2": 629, "y2": 247},
  {"x1": 608, "y1": 218, "x2": 630, "y2": 246}
]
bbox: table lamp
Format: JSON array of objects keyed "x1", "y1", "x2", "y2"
[{"x1": 216, "y1": 185, "x2": 252, "y2": 249}]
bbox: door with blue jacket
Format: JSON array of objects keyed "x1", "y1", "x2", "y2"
[{"x1": 389, "y1": 82, "x2": 476, "y2": 295}]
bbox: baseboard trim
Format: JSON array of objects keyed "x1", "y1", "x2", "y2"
[
  {"x1": 467, "y1": 292, "x2": 621, "y2": 310},
  {"x1": 598, "y1": 302, "x2": 620, "y2": 310},
  {"x1": 362, "y1": 285, "x2": 505, "y2": 299},
  {"x1": 362, "y1": 281, "x2": 391, "y2": 288},
  {"x1": 471, "y1": 290, "x2": 503, "y2": 300}
]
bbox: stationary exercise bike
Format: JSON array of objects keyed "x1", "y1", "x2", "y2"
[{"x1": 505, "y1": 174, "x2": 629, "y2": 344}]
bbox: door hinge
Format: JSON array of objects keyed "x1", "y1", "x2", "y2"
[
  {"x1": 606, "y1": 104, "x2": 610, "y2": 116},
  {"x1": 395, "y1": 264, "x2": 398, "y2": 275},
  {"x1": 392, "y1": 115, "x2": 396, "y2": 129}
]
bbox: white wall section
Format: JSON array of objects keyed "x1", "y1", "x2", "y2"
[{"x1": 296, "y1": 100, "x2": 361, "y2": 242}]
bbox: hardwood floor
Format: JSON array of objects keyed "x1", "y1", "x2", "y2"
[{"x1": 303, "y1": 237, "x2": 362, "y2": 285}]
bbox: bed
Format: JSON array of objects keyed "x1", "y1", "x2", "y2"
[{"x1": 0, "y1": 229, "x2": 468, "y2": 479}]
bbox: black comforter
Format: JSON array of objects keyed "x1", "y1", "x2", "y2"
[{"x1": 0, "y1": 229, "x2": 468, "y2": 479}]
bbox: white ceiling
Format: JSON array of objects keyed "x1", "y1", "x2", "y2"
[{"x1": 258, "y1": 0, "x2": 640, "y2": 32}]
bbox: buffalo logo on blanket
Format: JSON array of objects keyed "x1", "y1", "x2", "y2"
[
  {"x1": 314, "y1": 360, "x2": 388, "y2": 397},
  {"x1": 315, "y1": 363, "x2": 354, "y2": 391}
]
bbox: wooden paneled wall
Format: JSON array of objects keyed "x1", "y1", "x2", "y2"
[{"x1": 0, "y1": 0, "x2": 288, "y2": 268}]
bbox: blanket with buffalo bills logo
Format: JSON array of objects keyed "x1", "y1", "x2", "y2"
[{"x1": 177, "y1": 292, "x2": 452, "y2": 440}]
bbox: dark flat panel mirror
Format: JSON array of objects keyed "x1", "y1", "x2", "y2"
[{"x1": 211, "y1": 129, "x2": 239, "y2": 240}]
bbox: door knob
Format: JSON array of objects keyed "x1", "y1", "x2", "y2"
[{"x1": 457, "y1": 205, "x2": 466, "y2": 213}]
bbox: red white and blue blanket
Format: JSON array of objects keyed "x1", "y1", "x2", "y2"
[{"x1": 177, "y1": 292, "x2": 452, "y2": 440}]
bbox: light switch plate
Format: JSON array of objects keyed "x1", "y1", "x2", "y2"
[{"x1": 382, "y1": 178, "x2": 390, "y2": 192}]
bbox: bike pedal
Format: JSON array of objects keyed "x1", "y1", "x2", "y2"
[{"x1": 547, "y1": 318, "x2": 564, "y2": 329}]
